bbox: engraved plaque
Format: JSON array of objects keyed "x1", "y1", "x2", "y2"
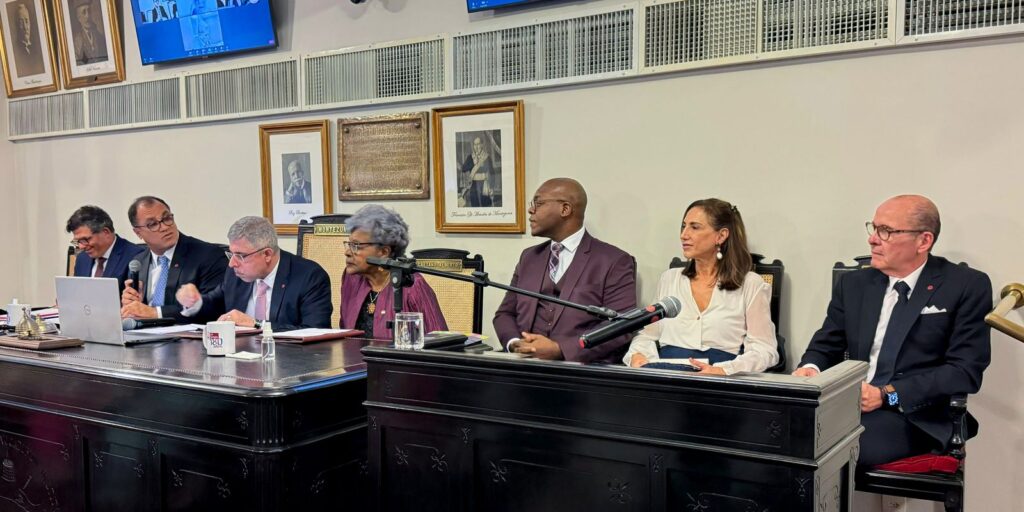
[{"x1": 338, "y1": 113, "x2": 430, "y2": 200}]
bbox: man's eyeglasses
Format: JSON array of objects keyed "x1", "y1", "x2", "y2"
[
  {"x1": 135, "y1": 214, "x2": 176, "y2": 232},
  {"x1": 343, "y1": 241, "x2": 381, "y2": 252},
  {"x1": 528, "y1": 198, "x2": 568, "y2": 210},
  {"x1": 69, "y1": 233, "x2": 96, "y2": 248},
  {"x1": 865, "y1": 222, "x2": 925, "y2": 241},
  {"x1": 224, "y1": 247, "x2": 269, "y2": 263}
]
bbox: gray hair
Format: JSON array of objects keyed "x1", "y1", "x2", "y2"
[
  {"x1": 227, "y1": 216, "x2": 279, "y2": 253},
  {"x1": 345, "y1": 205, "x2": 410, "y2": 257}
]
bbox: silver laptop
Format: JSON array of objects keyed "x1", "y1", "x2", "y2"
[{"x1": 55, "y1": 276, "x2": 174, "y2": 345}]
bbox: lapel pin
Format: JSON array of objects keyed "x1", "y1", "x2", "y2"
[{"x1": 927, "y1": 285, "x2": 934, "y2": 291}]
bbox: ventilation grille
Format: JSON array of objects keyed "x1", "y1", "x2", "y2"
[
  {"x1": 905, "y1": 0, "x2": 1024, "y2": 35},
  {"x1": 453, "y1": 9, "x2": 635, "y2": 91},
  {"x1": 89, "y1": 78, "x2": 180, "y2": 128},
  {"x1": 185, "y1": 60, "x2": 298, "y2": 118},
  {"x1": 645, "y1": 0, "x2": 757, "y2": 67},
  {"x1": 8, "y1": 92, "x2": 85, "y2": 136},
  {"x1": 305, "y1": 39, "x2": 445, "y2": 106},
  {"x1": 763, "y1": 0, "x2": 889, "y2": 52}
]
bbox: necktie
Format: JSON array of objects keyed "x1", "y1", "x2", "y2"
[
  {"x1": 255, "y1": 280, "x2": 269, "y2": 321},
  {"x1": 870, "y1": 280, "x2": 911, "y2": 385},
  {"x1": 93, "y1": 257, "x2": 106, "y2": 278},
  {"x1": 151, "y1": 256, "x2": 170, "y2": 307},
  {"x1": 548, "y1": 242, "x2": 563, "y2": 282}
]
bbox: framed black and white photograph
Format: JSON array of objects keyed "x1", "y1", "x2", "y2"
[
  {"x1": 432, "y1": 100, "x2": 525, "y2": 234},
  {"x1": 52, "y1": 0, "x2": 124, "y2": 88},
  {"x1": 0, "y1": 0, "x2": 60, "y2": 98},
  {"x1": 260, "y1": 120, "x2": 333, "y2": 235}
]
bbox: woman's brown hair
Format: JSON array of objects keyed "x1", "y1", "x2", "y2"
[{"x1": 681, "y1": 198, "x2": 752, "y2": 291}]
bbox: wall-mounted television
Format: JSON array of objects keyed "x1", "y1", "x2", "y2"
[
  {"x1": 467, "y1": 0, "x2": 560, "y2": 13},
  {"x1": 129, "y1": 0, "x2": 277, "y2": 65}
]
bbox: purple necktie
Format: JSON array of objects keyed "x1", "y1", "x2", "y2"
[{"x1": 548, "y1": 242, "x2": 563, "y2": 282}]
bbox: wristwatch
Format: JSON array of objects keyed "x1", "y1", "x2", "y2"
[
  {"x1": 254, "y1": 320, "x2": 263, "y2": 330},
  {"x1": 882, "y1": 384, "x2": 900, "y2": 409}
]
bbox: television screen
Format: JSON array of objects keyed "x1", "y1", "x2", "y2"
[
  {"x1": 467, "y1": 0, "x2": 557, "y2": 13},
  {"x1": 129, "y1": 0, "x2": 277, "y2": 65}
]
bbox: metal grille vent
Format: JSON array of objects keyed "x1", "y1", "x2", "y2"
[
  {"x1": 453, "y1": 9, "x2": 635, "y2": 91},
  {"x1": 305, "y1": 39, "x2": 445, "y2": 106},
  {"x1": 905, "y1": 0, "x2": 1024, "y2": 35},
  {"x1": 763, "y1": 0, "x2": 889, "y2": 52},
  {"x1": 89, "y1": 78, "x2": 180, "y2": 128},
  {"x1": 8, "y1": 92, "x2": 84, "y2": 136},
  {"x1": 645, "y1": 0, "x2": 758, "y2": 67},
  {"x1": 185, "y1": 60, "x2": 298, "y2": 118}
]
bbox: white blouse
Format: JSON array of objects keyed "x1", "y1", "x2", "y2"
[{"x1": 623, "y1": 269, "x2": 779, "y2": 375}]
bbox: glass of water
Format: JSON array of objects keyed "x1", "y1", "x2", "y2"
[{"x1": 394, "y1": 312, "x2": 425, "y2": 350}]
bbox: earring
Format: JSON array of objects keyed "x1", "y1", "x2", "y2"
[{"x1": 715, "y1": 244, "x2": 723, "y2": 261}]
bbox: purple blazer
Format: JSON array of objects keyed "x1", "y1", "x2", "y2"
[
  {"x1": 340, "y1": 272, "x2": 448, "y2": 339},
  {"x1": 493, "y1": 231, "x2": 638, "y2": 363}
]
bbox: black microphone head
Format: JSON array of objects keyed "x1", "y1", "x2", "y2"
[
  {"x1": 658, "y1": 296, "x2": 682, "y2": 318},
  {"x1": 128, "y1": 260, "x2": 141, "y2": 273}
]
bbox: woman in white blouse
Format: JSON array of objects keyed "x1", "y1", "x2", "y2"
[{"x1": 624, "y1": 199, "x2": 778, "y2": 375}]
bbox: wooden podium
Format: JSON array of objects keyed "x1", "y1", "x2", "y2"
[{"x1": 363, "y1": 346, "x2": 867, "y2": 512}]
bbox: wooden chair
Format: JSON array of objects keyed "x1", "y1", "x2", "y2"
[
  {"x1": 668, "y1": 253, "x2": 787, "y2": 372},
  {"x1": 66, "y1": 246, "x2": 78, "y2": 276},
  {"x1": 833, "y1": 256, "x2": 967, "y2": 512},
  {"x1": 410, "y1": 248, "x2": 484, "y2": 335},
  {"x1": 296, "y1": 214, "x2": 352, "y2": 329}
]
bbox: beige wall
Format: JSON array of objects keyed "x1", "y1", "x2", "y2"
[
  {"x1": 6, "y1": 1, "x2": 1024, "y2": 509},
  {"x1": 0, "y1": 87, "x2": 23, "y2": 301}
]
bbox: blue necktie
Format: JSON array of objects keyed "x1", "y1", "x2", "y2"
[
  {"x1": 871, "y1": 280, "x2": 911, "y2": 385},
  {"x1": 151, "y1": 255, "x2": 170, "y2": 307}
]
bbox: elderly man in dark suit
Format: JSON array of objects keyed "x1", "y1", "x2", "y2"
[
  {"x1": 175, "y1": 216, "x2": 333, "y2": 331},
  {"x1": 494, "y1": 178, "x2": 637, "y2": 363},
  {"x1": 66, "y1": 205, "x2": 145, "y2": 293},
  {"x1": 794, "y1": 195, "x2": 992, "y2": 467},
  {"x1": 120, "y1": 196, "x2": 227, "y2": 323}
]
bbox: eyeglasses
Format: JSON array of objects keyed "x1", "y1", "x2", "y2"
[
  {"x1": 343, "y1": 241, "x2": 381, "y2": 252},
  {"x1": 134, "y1": 214, "x2": 176, "y2": 232},
  {"x1": 224, "y1": 247, "x2": 269, "y2": 263},
  {"x1": 69, "y1": 233, "x2": 97, "y2": 247},
  {"x1": 528, "y1": 198, "x2": 568, "y2": 210},
  {"x1": 865, "y1": 222, "x2": 925, "y2": 241}
]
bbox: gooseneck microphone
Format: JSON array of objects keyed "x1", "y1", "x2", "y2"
[
  {"x1": 122, "y1": 317, "x2": 176, "y2": 330},
  {"x1": 127, "y1": 260, "x2": 142, "y2": 295},
  {"x1": 578, "y1": 296, "x2": 682, "y2": 349}
]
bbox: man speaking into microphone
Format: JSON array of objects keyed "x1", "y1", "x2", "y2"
[{"x1": 493, "y1": 178, "x2": 638, "y2": 364}]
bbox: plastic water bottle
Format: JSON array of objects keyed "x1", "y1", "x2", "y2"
[{"x1": 261, "y1": 321, "x2": 276, "y2": 360}]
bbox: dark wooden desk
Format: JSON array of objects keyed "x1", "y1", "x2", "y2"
[
  {"x1": 363, "y1": 346, "x2": 867, "y2": 512},
  {"x1": 0, "y1": 336, "x2": 379, "y2": 512}
]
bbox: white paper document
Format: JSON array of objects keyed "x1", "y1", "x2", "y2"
[
  {"x1": 276, "y1": 328, "x2": 354, "y2": 337},
  {"x1": 131, "y1": 324, "x2": 204, "y2": 335}
]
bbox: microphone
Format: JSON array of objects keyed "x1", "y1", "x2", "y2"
[
  {"x1": 578, "y1": 296, "x2": 682, "y2": 349},
  {"x1": 122, "y1": 317, "x2": 176, "y2": 330},
  {"x1": 128, "y1": 260, "x2": 142, "y2": 294},
  {"x1": 366, "y1": 256, "x2": 415, "y2": 269}
]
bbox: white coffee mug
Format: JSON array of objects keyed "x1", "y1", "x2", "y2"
[
  {"x1": 6, "y1": 303, "x2": 31, "y2": 327},
  {"x1": 202, "y1": 321, "x2": 236, "y2": 356}
]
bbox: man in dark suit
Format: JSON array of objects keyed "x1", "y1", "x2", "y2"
[
  {"x1": 174, "y1": 216, "x2": 333, "y2": 331},
  {"x1": 794, "y1": 195, "x2": 992, "y2": 467},
  {"x1": 493, "y1": 178, "x2": 637, "y2": 363},
  {"x1": 120, "y1": 196, "x2": 227, "y2": 323},
  {"x1": 66, "y1": 205, "x2": 145, "y2": 293}
]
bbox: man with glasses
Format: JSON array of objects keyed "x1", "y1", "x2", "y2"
[
  {"x1": 66, "y1": 205, "x2": 145, "y2": 293},
  {"x1": 794, "y1": 195, "x2": 992, "y2": 468},
  {"x1": 120, "y1": 196, "x2": 227, "y2": 323},
  {"x1": 174, "y1": 216, "x2": 332, "y2": 331},
  {"x1": 493, "y1": 178, "x2": 637, "y2": 363}
]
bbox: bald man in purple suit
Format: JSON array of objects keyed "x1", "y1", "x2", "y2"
[{"x1": 493, "y1": 178, "x2": 638, "y2": 364}]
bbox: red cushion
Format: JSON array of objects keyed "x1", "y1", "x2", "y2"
[{"x1": 874, "y1": 454, "x2": 961, "y2": 474}]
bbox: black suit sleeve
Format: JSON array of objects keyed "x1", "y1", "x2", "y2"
[
  {"x1": 272, "y1": 265, "x2": 334, "y2": 332},
  {"x1": 165, "y1": 246, "x2": 228, "y2": 321},
  {"x1": 799, "y1": 271, "x2": 852, "y2": 371}
]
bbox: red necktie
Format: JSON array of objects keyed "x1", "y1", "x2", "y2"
[{"x1": 93, "y1": 257, "x2": 106, "y2": 278}]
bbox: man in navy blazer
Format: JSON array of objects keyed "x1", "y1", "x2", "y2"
[
  {"x1": 794, "y1": 195, "x2": 992, "y2": 467},
  {"x1": 66, "y1": 205, "x2": 145, "y2": 293},
  {"x1": 120, "y1": 196, "x2": 227, "y2": 323},
  {"x1": 494, "y1": 178, "x2": 638, "y2": 364},
  {"x1": 175, "y1": 216, "x2": 333, "y2": 331}
]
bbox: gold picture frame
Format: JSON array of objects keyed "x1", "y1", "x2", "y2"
[
  {"x1": 52, "y1": 0, "x2": 125, "y2": 89},
  {"x1": 432, "y1": 100, "x2": 525, "y2": 234},
  {"x1": 259, "y1": 120, "x2": 334, "y2": 235},
  {"x1": 338, "y1": 112, "x2": 430, "y2": 201},
  {"x1": 0, "y1": 0, "x2": 60, "y2": 98}
]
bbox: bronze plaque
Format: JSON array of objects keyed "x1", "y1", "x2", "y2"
[{"x1": 338, "y1": 112, "x2": 430, "y2": 200}]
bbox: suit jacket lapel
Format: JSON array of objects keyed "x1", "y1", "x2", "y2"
[
  {"x1": 166, "y1": 235, "x2": 187, "y2": 292},
  {"x1": 857, "y1": 272, "x2": 888, "y2": 361},
  {"x1": 137, "y1": 251, "x2": 153, "y2": 302},
  {"x1": 882, "y1": 257, "x2": 943, "y2": 361},
  {"x1": 269, "y1": 253, "x2": 290, "y2": 322},
  {"x1": 550, "y1": 233, "x2": 592, "y2": 328},
  {"x1": 104, "y1": 237, "x2": 124, "y2": 278}
]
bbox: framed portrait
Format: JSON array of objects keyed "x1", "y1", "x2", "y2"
[
  {"x1": 432, "y1": 100, "x2": 525, "y2": 234},
  {"x1": 52, "y1": 0, "x2": 124, "y2": 88},
  {"x1": 0, "y1": 0, "x2": 60, "y2": 98},
  {"x1": 259, "y1": 120, "x2": 333, "y2": 235}
]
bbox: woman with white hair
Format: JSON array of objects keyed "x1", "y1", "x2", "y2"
[{"x1": 339, "y1": 205, "x2": 448, "y2": 338}]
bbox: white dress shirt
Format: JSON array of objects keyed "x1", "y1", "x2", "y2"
[
  {"x1": 623, "y1": 269, "x2": 779, "y2": 375},
  {"x1": 147, "y1": 245, "x2": 176, "y2": 318},
  {"x1": 91, "y1": 242, "x2": 115, "y2": 277}
]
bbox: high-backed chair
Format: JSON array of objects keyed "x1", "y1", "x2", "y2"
[
  {"x1": 833, "y1": 257, "x2": 968, "y2": 512},
  {"x1": 410, "y1": 248, "x2": 484, "y2": 334},
  {"x1": 66, "y1": 246, "x2": 78, "y2": 276},
  {"x1": 668, "y1": 253, "x2": 787, "y2": 372},
  {"x1": 297, "y1": 214, "x2": 352, "y2": 328}
]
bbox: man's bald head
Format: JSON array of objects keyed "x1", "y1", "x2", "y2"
[
  {"x1": 538, "y1": 178, "x2": 587, "y2": 217},
  {"x1": 529, "y1": 178, "x2": 589, "y2": 241},
  {"x1": 883, "y1": 194, "x2": 941, "y2": 246}
]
